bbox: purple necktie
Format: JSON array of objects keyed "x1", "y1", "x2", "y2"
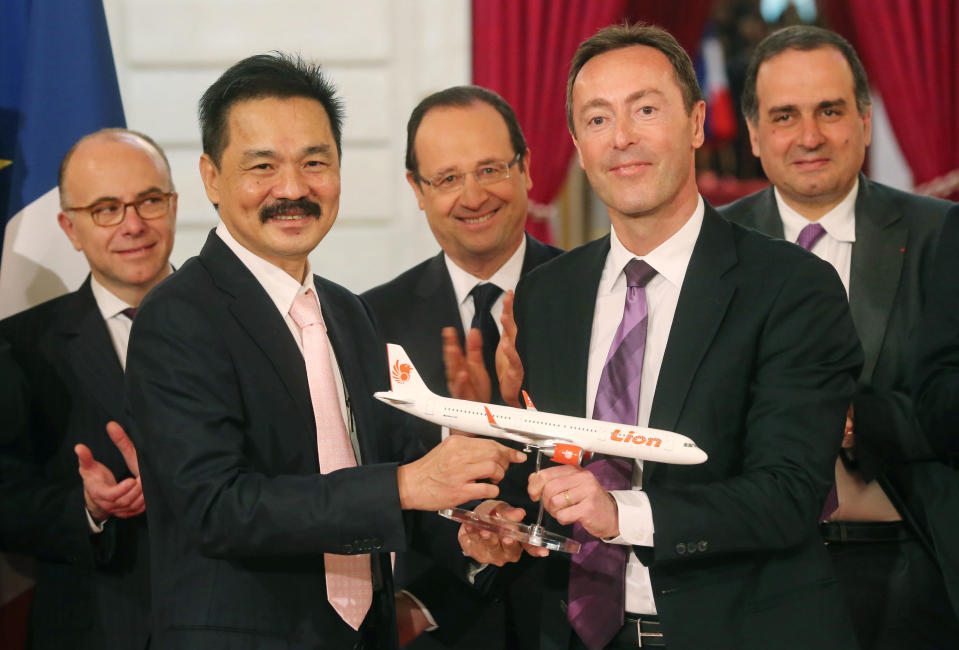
[
  {"x1": 797, "y1": 222, "x2": 827, "y2": 251},
  {"x1": 795, "y1": 224, "x2": 839, "y2": 520},
  {"x1": 568, "y1": 259, "x2": 656, "y2": 650}
]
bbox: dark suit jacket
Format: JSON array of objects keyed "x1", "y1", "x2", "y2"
[
  {"x1": 0, "y1": 280, "x2": 150, "y2": 650},
  {"x1": 362, "y1": 235, "x2": 561, "y2": 648},
  {"x1": 720, "y1": 176, "x2": 952, "y2": 478},
  {"x1": 363, "y1": 234, "x2": 562, "y2": 449},
  {"x1": 721, "y1": 178, "x2": 959, "y2": 620},
  {"x1": 126, "y1": 232, "x2": 456, "y2": 650},
  {"x1": 914, "y1": 203, "x2": 959, "y2": 463},
  {"x1": 512, "y1": 206, "x2": 862, "y2": 650},
  {"x1": 905, "y1": 204, "x2": 959, "y2": 616}
]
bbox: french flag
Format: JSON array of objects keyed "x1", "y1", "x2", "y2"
[
  {"x1": 0, "y1": 0, "x2": 125, "y2": 320},
  {"x1": 697, "y1": 25, "x2": 737, "y2": 145},
  {"x1": 0, "y1": 1, "x2": 124, "y2": 646}
]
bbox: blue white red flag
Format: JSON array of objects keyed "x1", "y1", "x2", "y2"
[
  {"x1": 0, "y1": 0, "x2": 125, "y2": 319},
  {"x1": 696, "y1": 25, "x2": 737, "y2": 146}
]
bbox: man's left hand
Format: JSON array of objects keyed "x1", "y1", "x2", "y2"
[{"x1": 529, "y1": 465, "x2": 620, "y2": 539}]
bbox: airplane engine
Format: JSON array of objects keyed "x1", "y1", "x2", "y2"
[{"x1": 544, "y1": 443, "x2": 592, "y2": 466}]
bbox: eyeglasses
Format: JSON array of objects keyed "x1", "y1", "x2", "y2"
[
  {"x1": 420, "y1": 152, "x2": 523, "y2": 194},
  {"x1": 63, "y1": 191, "x2": 176, "y2": 227}
]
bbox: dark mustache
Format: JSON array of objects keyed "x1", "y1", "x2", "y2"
[{"x1": 259, "y1": 198, "x2": 323, "y2": 223}]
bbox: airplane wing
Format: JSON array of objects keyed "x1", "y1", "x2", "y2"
[
  {"x1": 373, "y1": 391, "x2": 412, "y2": 405},
  {"x1": 483, "y1": 406, "x2": 575, "y2": 445}
]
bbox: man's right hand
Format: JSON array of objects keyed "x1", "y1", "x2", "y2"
[
  {"x1": 495, "y1": 291, "x2": 524, "y2": 407},
  {"x1": 397, "y1": 437, "x2": 526, "y2": 511},
  {"x1": 74, "y1": 421, "x2": 145, "y2": 522},
  {"x1": 458, "y1": 500, "x2": 549, "y2": 565}
]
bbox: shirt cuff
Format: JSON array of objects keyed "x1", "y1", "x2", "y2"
[
  {"x1": 465, "y1": 560, "x2": 489, "y2": 585},
  {"x1": 400, "y1": 589, "x2": 439, "y2": 632},
  {"x1": 606, "y1": 490, "x2": 654, "y2": 546},
  {"x1": 86, "y1": 508, "x2": 106, "y2": 534}
]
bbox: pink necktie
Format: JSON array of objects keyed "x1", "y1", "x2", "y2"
[{"x1": 289, "y1": 290, "x2": 372, "y2": 631}]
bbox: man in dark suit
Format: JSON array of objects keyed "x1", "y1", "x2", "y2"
[
  {"x1": 363, "y1": 86, "x2": 560, "y2": 649},
  {"x1": 0, "y1": 128, "x2": 177, "y2": 649},
  {"x1": 124, "y1": 53, "x2": 525, "y2": 650},
  {"x1": 720, "y1": 26, "x2": 959, "y2": 648},
  {"x1": 461, "y1": 23, "x2": 862, "y2": 650},
  {"x1": 909, "y1": 205, "x2": 959, "y2": 620}
]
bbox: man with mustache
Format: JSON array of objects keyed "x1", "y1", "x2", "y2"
[
  {"x1": 363, "y1": 85, "x2": 560, "y2": 650},
  {"x1": 720, "y1": 25, "x2": 959, "y2": 648},
  {"x1": 124, "y1": 53, "x2": 525, "y2": 650},
  {"x1": 0, "y1": 128, "x2": 175, "y2": 649},
  {"x1": 461, "y1": 23, "x2": 862, "y2": 650}
]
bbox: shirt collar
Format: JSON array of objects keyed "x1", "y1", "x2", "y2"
[
  {"x1": 89, "y1": 274, "x2": 134, "y2": 320},
  {"x1": 604, "y1": 194, "x2": 704, "y2": 294},
  {"x1": 216, "y1": 221, "x2": 315, "y2": 318},
  {"x1": 444, "y1": 235, "x2": 527, "y2": 307},
  {"x1": 776, "y1": 177, "x2": 858, "y2": 244}
]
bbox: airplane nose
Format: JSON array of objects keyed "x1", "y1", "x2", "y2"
[{"x1": 694, "y1": 447, "x2": 708, "y2": 463}]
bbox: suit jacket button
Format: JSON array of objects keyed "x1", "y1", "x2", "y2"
[
  {"x1": 676, "y1": 542, "x2": 686, "y2": 555},
  {"x1": 698, "y1": 541, "x2": 707, "y2": 552}
]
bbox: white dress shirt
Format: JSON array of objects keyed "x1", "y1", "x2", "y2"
[
  {"x1": 438, "y1": 236, "x2": 526, "y2": 442},
  {"x1": 587, "y1": 196, "x2": 704, "y2": 615},
  {"x1": 215, "y1": 222, "x2": 351, "y2": 438},
  {"x1": 776, "y1": 177, "x2": 857, "y2": 293},
  {"x1": 444, "y1": 235, "x2": 527, "y2": 337},
  {"x1": 84, "y1": 277, "x2": 140, "y2": 532},
  {"x1": 90, "y1": 275, "x2": 137, "y2": 370}
]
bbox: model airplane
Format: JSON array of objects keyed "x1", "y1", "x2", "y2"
[{"x1": 374, "y1": 344, "x2": 707, "y2": 467}]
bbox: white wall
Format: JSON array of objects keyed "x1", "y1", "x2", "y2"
[{"x1": 102, "y1": 0, "x2": 471, "y2": 292}]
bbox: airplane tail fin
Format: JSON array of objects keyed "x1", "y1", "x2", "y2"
[{"x1": 385, "y1": 343, "x2": 432, "y2": 396}]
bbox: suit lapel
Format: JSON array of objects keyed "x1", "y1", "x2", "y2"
[
  {"x1": 849, "y1": 179, "x2": 906, "y2": 383},
  {"x1": 412, "y1": 252, "x2": 463, "y2": 395},
  {"x1": 542, "y1": 238, "x2": 607, "y2": 416},
  {"x1": 747, "y1": 187, "x2": 786, "y2": 239},
  {"x1": 200, "y1": 233, "x2": 316, "y2": 442},
  {"x1": 520, "y1": 233, "x2": 558, "y2": 276},
  {"x1": 61, "y1": 280, "x2": 125, "y2": 418},
  {"x1": 646, "y1": 208, "x2": 736, "y2": 484}
]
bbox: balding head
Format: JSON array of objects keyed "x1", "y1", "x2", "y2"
[
  {"x1": 56, "y1": 128, "x2": 177, "y2": 306},
  {"x1": 59, "y1": 128, "x2": 173, "y2": 207}
]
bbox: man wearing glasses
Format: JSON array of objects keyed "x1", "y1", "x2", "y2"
[
  {"x1": 364, "y1": 86, "x2": 560, "y2": 649},
  {"x1": 0, "y1": 128, "x2": 175, "y2": 649}
]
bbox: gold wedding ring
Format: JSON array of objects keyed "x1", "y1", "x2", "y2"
[{"x1": 565, "y1": 490, "x2": 572, "y2": 506}]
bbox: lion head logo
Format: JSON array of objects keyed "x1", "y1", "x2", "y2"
[{"x1": 391, "y1": 360, "x2": 413, "y2": 384}]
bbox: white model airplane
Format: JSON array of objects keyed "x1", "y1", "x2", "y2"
[{"x1": 374, "y1": 344, "x2": 707, "y2": 466}]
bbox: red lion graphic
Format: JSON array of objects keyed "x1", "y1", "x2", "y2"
[{"x1": 391, "y1": 360, "x2": 412, "y2": 384}]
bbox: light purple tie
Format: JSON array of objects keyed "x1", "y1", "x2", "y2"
[
  {"x1": 568, "y1": 259, "x2": 656, "y2": 650},
  {"x1": 795, "y1": 224, "x2": 839, "y2": 520},
  {"x1": 797, "y1": 222, "x2": 827, "y2": 251}
]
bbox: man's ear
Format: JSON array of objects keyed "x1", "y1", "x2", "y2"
[
  {"x1": 57, "y1": 212, "x2": 83, "y2": 252},
  {"x1": 570, "y1": 129, "x2": 585, "y2": 171},
  {"x1": 521, "y1": 149, "x2": 533, "y2": 192},
  {"x1": 406, "y1": 171, "x2": 427, "y2": 211},
  {"x1": 199, "y1": 154, "x2": 221, "y2": 206},
  {"x1": 746, "y1": 118, "x2": 761, "y2": 158}
]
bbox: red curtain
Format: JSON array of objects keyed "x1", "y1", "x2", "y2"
[
  {"x1": 472, "y1": 1, "x2": 715, "y2": 244},
  {"x1": 824, "y1": 0, "x2": 959, "y2": 199}
]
